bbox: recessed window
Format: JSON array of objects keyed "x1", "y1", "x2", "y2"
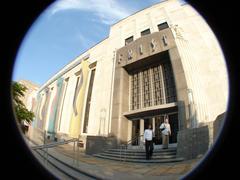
[
  {"x1": 125, "y1": 36, "x2": 134, "y2": 45},
  {"x1": 83, "y1": 69, "x2": 96, "y2": 133},
  {"x1": 65, "y1": 77, "x2": 69, "y2": 82},
  {"x1": 141, "y1": 29, "x2": 151, "y2": 36},
  {"x1": 158, "y1": 22, "x2": 169, "y2": 31}
]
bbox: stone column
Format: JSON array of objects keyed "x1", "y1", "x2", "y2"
[
  {"x1": 168, "y1": 47, "x2": 189, "y2": 130},
  {"x1": 152, "y1": 117, "x2": 155, "y2": 133},
  {"x1": 140, "y1": 119, "x2": 144, "y2": 145},
  {"x1": 127, "y1": 120, "x2": 132, "y2": 142}
]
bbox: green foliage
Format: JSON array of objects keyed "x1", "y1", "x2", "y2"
[{"x1": 12, "y1": 81, "x2": 35, "y2": 124}]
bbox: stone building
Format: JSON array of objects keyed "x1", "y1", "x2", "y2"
[
  {"x1": 28, "y1": 0, "x2": 228, "y2": 159},
  {"x1": 18, "y1": 80, "x2": 39, "y2": 112}
]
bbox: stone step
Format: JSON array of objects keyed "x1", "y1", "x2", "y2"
[
  {"x1": 96, "y1": 152, "x2": 177, "y2": 160},
  {"x1": 33, "y1": 149, "x2": 74, "y2": 179},
  {"x1": 106, "y1": 148, "x2": 176, "y2": 153},
  {"x1": 103, "y1": 150, "x2": 176, "y2": 156},
  {"x1": 33, "y1": 149, "x2": 100, "y2": 179},
  {"x1": 94, "y1": 154, "x2": 184, "y2": 163}
]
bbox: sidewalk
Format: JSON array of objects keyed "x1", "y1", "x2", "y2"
[
  {"x1": 26, "y1": 131, "x2": 200, "y2": 179},
  {"x1": 47, "y1": 144, "x2": 200, "y2": 179}
]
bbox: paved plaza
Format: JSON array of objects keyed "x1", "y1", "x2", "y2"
[
  {"x1": 25, "y1": 130, "x2": 202, "y2": 179},
  {"x1": 48, "y1": 143, "x2": 200, "y2": 179}
]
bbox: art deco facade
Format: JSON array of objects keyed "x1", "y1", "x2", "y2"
[{"x1": 28, "y1": 0, "x2": 228, "y2": 148}]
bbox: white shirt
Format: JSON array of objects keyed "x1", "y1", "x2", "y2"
[
  {"x1": 160, "y1": 123, "x2": 171, "y2": 135},
  {"x1": 144, "y1": 129, "x2": 153, "y2": 141}
]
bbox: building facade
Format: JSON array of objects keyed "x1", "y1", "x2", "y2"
[{"x1": 28, "y1": 0, "x2": 228, "y2": 150}]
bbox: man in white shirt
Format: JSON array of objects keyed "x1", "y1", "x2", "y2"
[
  {"x1": 144, "y1": 124, "x2": 154, "y2": 160},
  {"x1": 160, "y1": 117, "x2": 171, "y2": 149}
]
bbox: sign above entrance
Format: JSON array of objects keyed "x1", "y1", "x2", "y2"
[{"x1": 116, "y1": 28, "x2": 176, "y2": 68}]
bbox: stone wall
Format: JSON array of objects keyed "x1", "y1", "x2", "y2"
[
  {"x1": 176, "y1": 112, "x2": 225, "y2": 160},
  {"x1": 85, "y1": 136, "x2": 118, "y2": 155},
  {"x1": 27, "y1": 126, "x2": 45, "y2": 145}
]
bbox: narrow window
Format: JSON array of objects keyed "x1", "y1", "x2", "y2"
[
  {"x1": 125, "y1": 36, "x2": 134, "y2": 45},
  {"x1": 141, "y1": 29, "x2": 151, "y2": 36},
  {"x1": 162, "y1": 62, "x2": 177, "y2": 103},
  {"x1": 83, "y1": 69, "x2": 96, "y2": 133},
  {"x1": 158, "y1": 22, "x2": 169, "y2": 31},
  {"x1": 72, "y1": 76, "x2": 80, "y2": 115},
  {"x1": 58, "y1": 78, "x2": 69, "y2": 131}
]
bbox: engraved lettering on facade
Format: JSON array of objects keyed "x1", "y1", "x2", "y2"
[
  {"x1": 139, "y1": 44, "x2": 143, "y2": 55},
  {"x1": 150, "y1": 39, "x2": 156, "y2": 52},
  {"x1": 118, "y1": 54, "x2": 123, "y2": 64},
  {"x1": 128, "y1": 49, "x2": 133, "y2": 60},
  {"x1": 162, "y1": 34, "x2": 168, "y2": 46},
  {"x1": 171, "y1": 24, "x2": 183, "y2": 39}
]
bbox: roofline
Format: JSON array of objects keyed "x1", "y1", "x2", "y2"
[
  {"x1": 37, "y1": 0, "x2": 188, "y2": 93},
  {"x1": 38, "y1": 37, "x2": 109, "y2": 93},
  {"x1": 111, "y1": 0, "x2": 169, "y2": 27}
]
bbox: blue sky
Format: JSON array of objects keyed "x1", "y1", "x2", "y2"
[{"x1": 13, "y1": 0, "x2": 169, "y2": 86}]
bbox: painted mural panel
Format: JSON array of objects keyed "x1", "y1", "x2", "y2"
[
  {"x1": 32, "y1": 92, "x2": 42, "y2": 128},
  {"x1": 47, "y1": 78, "x2": 64, "y2": 135},
  {"x1": 69, "y1": 60, "x2": 89, "y2": 138},
  {"x1": 54, "y1": 79, "x2": 67, "y2": 132},
  {"x1": 41, "y1": 88, "x2": 51, "y2": 130},
  {"x1": 59, "y1": 78, "x2": 72, "y2": 134}
]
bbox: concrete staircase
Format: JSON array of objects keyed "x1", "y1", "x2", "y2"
[{"x1": 93, "y1": 147, "x2": 184, "y2": 163}]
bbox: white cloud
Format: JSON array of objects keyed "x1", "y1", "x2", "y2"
[
  {"x1": 49, "y1": 0, "x2": 134, "y2": 25},
  {"x1": 76, "y1": 33, "x2": 95, "y2": 49}
]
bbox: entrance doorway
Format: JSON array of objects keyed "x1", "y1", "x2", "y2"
[
  {"x1": 154, "y1": 116, "x2": 164, "y2": 145},
  {"x1": 168, "y1": 113, "x2": 178, "y2": 143},
  {"x1": 144, "y1": 118, "x2": 153, "y2": 130},
  {"x1": 132, "y1": 120, "x2": 140, "y2": 145},
  {"x1": 154, "y1": 113, "x2": 178, "y2": 145},
  {"x1": 130, "y1": 113, "x2": 178, "y2": 146}
]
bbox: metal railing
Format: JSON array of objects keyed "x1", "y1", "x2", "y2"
[
  {"x1": 119, "y1": 135, "x2": 144, "y2": 161},
  {"x1": 31, "y1": 137, "x2": 80, "y2": 167}
]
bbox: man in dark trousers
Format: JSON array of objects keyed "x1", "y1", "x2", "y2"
[{"x1": 144, "y1": 124, "x2": 154, "y2": 160}]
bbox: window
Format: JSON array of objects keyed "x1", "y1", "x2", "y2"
[
  {"x1": 125, "y1": 36, "x2": 134, "y2": 45},
  {"x1": 72, "y1": 76, "x2": 80, "y2": 115},
  {"x1": 141, "y1": 29, "x2": 151, "y2": 36},
  {"x1": 83, "y1": 69, "x2": 96, "y2": 133},
  {"x1": 142, "y1": 69, "x2": 152, "y2": 107},
  {"x1": 162, "y1": 62, "x2": 177, "y2": 103},
  {"x1": 58, "y1": 78, "x2": 69, "y2": 131},
  {"x1": 158, "y1": 22, "x2": 169, "y2": 31},
  {"x1": 130, "y1": 61, "x2": 176, "y2": 110},
  {"x1": 152, "y1": 66, "x2": 165, "y2": 105}
]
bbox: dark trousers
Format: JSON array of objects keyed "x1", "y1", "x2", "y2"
[{"x1": 145, "y1": 140, "x2": 153, "y2": 160}]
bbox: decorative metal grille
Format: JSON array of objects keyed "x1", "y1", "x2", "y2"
[
  {"x1": 162, "y1": 62, "x2": 177, "y2": 103},
  {"x1": 142, "y1": 69, "x2": 152, "y2": 107},
  {"x1": 130, "y1": 61, "x2": 176, "y2": 110},
  {"x1": 152, "y1": 65, "x2": 165, "y2": 105},
  {"x1": 131, "y1": 72, "x2": 141, "y2": 110}
]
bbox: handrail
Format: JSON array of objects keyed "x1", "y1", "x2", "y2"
[
  {"x1": 31, "y1": 137, "x2": 80, "y2": 168},
  {"x1": 125, "y1": 134, "x2": 143, "y2": 146},
  {"x1": 31, "y1": 138, "x2": 79, "y2": 150},
  {"x1": 119, "y1": 134, "x2": 144, "y2": 161}
]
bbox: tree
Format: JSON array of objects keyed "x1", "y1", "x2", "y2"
[{"x1": 12, "y1": 81, "x2": 35, "y2": 128}]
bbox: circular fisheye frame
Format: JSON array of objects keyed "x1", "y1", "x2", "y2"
[{"x1": 12, "y1": 0, "x2": 229, "y2": 179}]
